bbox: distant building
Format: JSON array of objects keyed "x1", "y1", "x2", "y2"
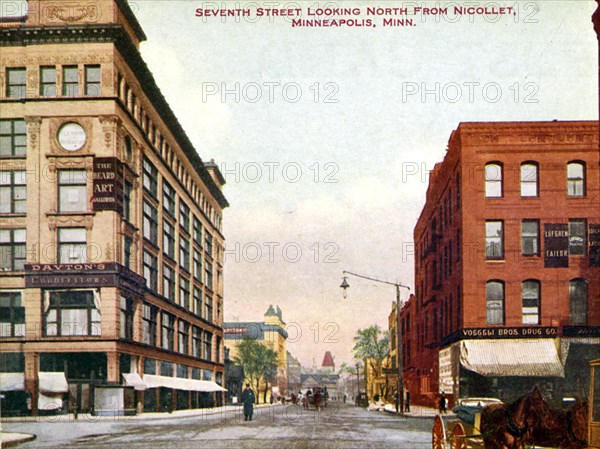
[
  {"x1": 286, "y1": 351, "x2": 302, "y2": 394},
  {"x1": 320, "y1": 351, "x2": 335, "y2": 374},
  {"x1": 224, "y1": 305, "x2": 288, "y2": 395},
  {"x1": 300, "y1": 351, "x2": 340, "y2": 398},
  {"x1": 403, "y1": 121, "x2": 600, "y2": 408}
]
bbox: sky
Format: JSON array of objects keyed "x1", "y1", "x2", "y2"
[{"x1": 129, "y1": 0, "x2": 598, "y2": 369}]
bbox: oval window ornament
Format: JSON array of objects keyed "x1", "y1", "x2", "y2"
[{"x1": 58, "y1": 122, "x2": 87, "y2": 151}]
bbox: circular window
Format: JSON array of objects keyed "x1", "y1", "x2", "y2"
[{"x1": 57, "y1": 122, "x2": 87, "y2": 151}]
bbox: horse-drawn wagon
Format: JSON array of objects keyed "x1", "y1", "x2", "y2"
[{"x1": 432, "y1": 388, "x2": 589, "y2": 449}]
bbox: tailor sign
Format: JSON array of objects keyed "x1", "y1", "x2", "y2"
[{"x1": 544, "y1": 223, "x2": 569, "y2": 268}]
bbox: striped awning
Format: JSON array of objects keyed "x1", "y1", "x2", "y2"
[
  {"x1": 143, "y1": 374, "x2": 227, "y2": 392},
  {"x1": 460, "y1": 339, "x2": 564, "y2": 377}
]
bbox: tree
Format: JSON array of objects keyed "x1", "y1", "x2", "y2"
[
  {"x1": 233, "y1": 338, "x2": 278, "y2": 403},
  {"x1": 352, "y1": 325, "x2": 390, "y2": 400}
]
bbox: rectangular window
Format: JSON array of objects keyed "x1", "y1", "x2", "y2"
[
  {"x1": 485, "y1": 221, "x2": 504, "y2": 260},
  {"x1": 120, "y1": 296, "x2": 133, "y2": 340},
  {"x1": 205, "y1": 259, "x2": 213, "y2": 290},
  {"x1": 193, "y1": 286, "x2": 202, "y2": 317},
  {"x1": 124, "y1": 236, "x2": 133, "y2": 269},
  {"x1": 0, "y1": 171, "x2": 26, "y2": 214},
  {"x1": 520, "y1": 163, "x2": 538, "y2": 197},
  {"x1": 192, "y1": 326, "x2": 202, "y2": 358},
  {"x1": 568, "y1": 219, "x2": 587, "y2": 255},
  {"x1": 179, "y1": 276, "x2": 190, "y2": 309},
  {"x1": 205, "y1": 295, "x2": 213, "y2": 323},
  {"x1": 486, "y1": 281, "x2": 504, "y2": 325},
  {"x1": 0, "y1": 119, "x2": 27, "y2": 157},
  {"x1": 0, "y1": 292, "x2": 25, "y2": 337},
  {"x1": 178, "y1": 321, "x2": 189, "y2": 355},
  {"x1": 123, "y1": 180, "x2": 132, "y2": 222},
  {"x1": 142, "y1": 303, "x2": 158, "y2": 346},
  {"x1": 162, "y1": 264, "x2": 175, "y2": 301},
  {"x1": 163, "y1": 220, "x2": 175, "y2": 259},
  {"x1": 58, "y1": 228, "x2": 86, "y2": 263},
  {"x1": 193, "y1": 249, "x2": 202, "y2": 281},
  {"x1": 180, "y1": 201, "x2": 190, "y2": 233},
  {"x1": 84, "y1": 65, "x2": 101, "y2": 96},
  {"x1": 193, "y1": 217, "x2": 202, "y2": 247},
  {"x1": 521, "y1": 220, "x2": 540, "y2": 256},
  {"x1": 40, "y1": 66, "x2": 56, "y2": 97},
  {"x1": 45, "y1": 290, "x2": 100, "y2": 336},
  {"x1": 179, "y1": 236, "x2": 190, "y2": 271},
  {"x1": 0, "y1": 229, "x2": 26, "y2": 271},
  {"x1": 142, "y1": 157, "x2": 158, "y2": 197},
  {"x1": 567, "y1": 163, "x2": 585, "y2": 197},
  {"x1": 6, "y1": 68, "x2": 26, "y2": 98},
  {"x1": 143, "y1": 250, "x2": 158, "y2": 291},
  {"x1": 522, "y1": 280, "x2": 540, "y2": 325},
  {"x1": 163, "y1": 181, "x2": 176, "y2": 217},
  {"x1": 58, "y1": 170, "x2": 87, "y2": 212},
  {"x1": 62, "y1": 66, "x2": 79, "y2": 97},
  {"x1": 161, "y1": 312, "x2": 175, "y2": 351},
  {"x1": 143, "y1": 200, "x2": 158, "y2": 245},
  {"x1": 203, "y1": 331, "x2": 213, "y2": 361},
  {"x1": 205, "y1": 232, "x2": 213, "y2": 257}
]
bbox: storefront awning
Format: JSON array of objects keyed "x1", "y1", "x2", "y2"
[
  {"x1": 122, "y1": 373, "x2": 148, "y2": 391},
  {"x1": 143, "y1": 374, "x2": 227, "y2": 392},
  {"x1": 0, "y1": 373, "x2": 25, "y2": 391},
  {"x1": 460, "y1": 339, "x2": 564, "y2": 377},
  {"x1": 38, "y1": 372, "x2": 69, "y2": 394}
]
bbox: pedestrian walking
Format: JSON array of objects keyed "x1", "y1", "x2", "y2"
[
  {"x1": 404, "y1": 391, "x2": 410, "y2": 412},
  {"x1": 343, "y1": 393, "x2": 347, "y2": 404},
  {"x1": 314, "y1": 388, "x2": 323, "y2": 411},
  {"x1": 241, "y1": 383, "x2": 255, "y2": 421},
  {"x1": 438, "y1": 391, "x2": 447, "y2": 414},
  {"x1": 394, "y1": 391, "x2": 399, "y2": 413}
]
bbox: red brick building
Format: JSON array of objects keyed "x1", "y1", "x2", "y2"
[{"x1": 402, "y1": 121, "x2": 600, "y2": 408}]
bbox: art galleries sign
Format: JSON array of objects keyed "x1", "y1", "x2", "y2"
[
  {"x1": 92, "y1": 157, "x2": 123, "y2": 213},
  {"x1": 544, "y1": 223, "x2": 568, "y2": 268}
]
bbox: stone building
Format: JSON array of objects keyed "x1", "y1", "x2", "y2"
[{"x1": 0, "y1": 0, "x2": 228, "y2": 415}]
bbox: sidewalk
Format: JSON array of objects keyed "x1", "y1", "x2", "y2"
[
  {"x1": 0, "y1": 431, "x2": 36, "y2": 447},
  {"x1": 381, "y1": 403, "x2": 456, "y2": 418}
]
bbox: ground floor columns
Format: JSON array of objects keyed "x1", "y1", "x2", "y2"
[
  {"x1": 25, "y1": 352, "x2": 39, "y2": 415},
  {"x1": 107, "y1": 352, "x2": 120, "y2": 383}
]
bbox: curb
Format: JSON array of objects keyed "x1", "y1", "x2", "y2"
[{"x1": 0, "y1": 432, "x2": 37, "y2": 448}]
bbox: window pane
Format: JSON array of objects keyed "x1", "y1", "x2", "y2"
[
  {"x1": 569, "y1": 279, "x2": 588, "y2": 325},
  {"x1": 59, "y1": 228, "x2": 86, "y2": 242}
]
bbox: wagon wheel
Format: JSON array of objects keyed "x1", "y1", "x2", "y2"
[
  {"x1": 432, "y1": 414, "x2": 447, "y2": 449},
  {"x1": 450, "y1": 423, "x2": 468, "y2": 449}
]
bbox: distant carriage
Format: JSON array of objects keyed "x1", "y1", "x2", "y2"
[{"x1": 432, "y1": 387, "x2": 589, "y2": 449}]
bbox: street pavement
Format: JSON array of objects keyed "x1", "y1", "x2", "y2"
[{"x1": 1, "y1": 402, "x2": 443, "y2": 448}]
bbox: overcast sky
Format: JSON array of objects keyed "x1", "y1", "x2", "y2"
[{"x1": 132, "y1": 1, "x2": 597, "y2": 369}]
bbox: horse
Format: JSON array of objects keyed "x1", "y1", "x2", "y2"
[
  {"x1": 531, "y1": 398, "x2": 588, "y2": 449},
  {"x1": 480, "y1": 387, "x2": 547, "y2": 449}
]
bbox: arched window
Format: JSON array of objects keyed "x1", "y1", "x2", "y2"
[
  {"x1": 569, "y1": 279, "x2": 588, "y2": 325},
  {"x1": 567, "y1": 162, "x2": 585, "y2": 196},
  {"x1": 522, "y1": 280, "x2": 540, "y2": 324},
  {"x1": 484, "y1": 163, "x2": 502, "y2": 198},
  {"x1": 520, "y1": 162, "x2": 538, "y2": 197},
  {"x1": 486, "y1": 281, "x2": 504, "y2": 325}
]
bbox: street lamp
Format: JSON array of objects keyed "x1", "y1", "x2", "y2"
[{"x1": 340, "y1": 270, "x2": 410, "y2": 414}]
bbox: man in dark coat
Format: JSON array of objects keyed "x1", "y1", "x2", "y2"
[{"x1": 241, "y1": 383, "x2": 255, "y2": 421}]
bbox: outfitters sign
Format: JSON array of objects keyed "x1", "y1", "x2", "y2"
[
  {"x1": 544, "y1": 223, "x2": 568, "y2": 268},
  {"x1": 93, "y1": 157, "x2": 123, "y2": 213}
]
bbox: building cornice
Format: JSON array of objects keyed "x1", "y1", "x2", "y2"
[{"x1": 0, "y1": 24, "x2": 229, "y2": 210}]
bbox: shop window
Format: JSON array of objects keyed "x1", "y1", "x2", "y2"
[{"x1": 44, "y1": 290, "x2": 101, "y2": 336}]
